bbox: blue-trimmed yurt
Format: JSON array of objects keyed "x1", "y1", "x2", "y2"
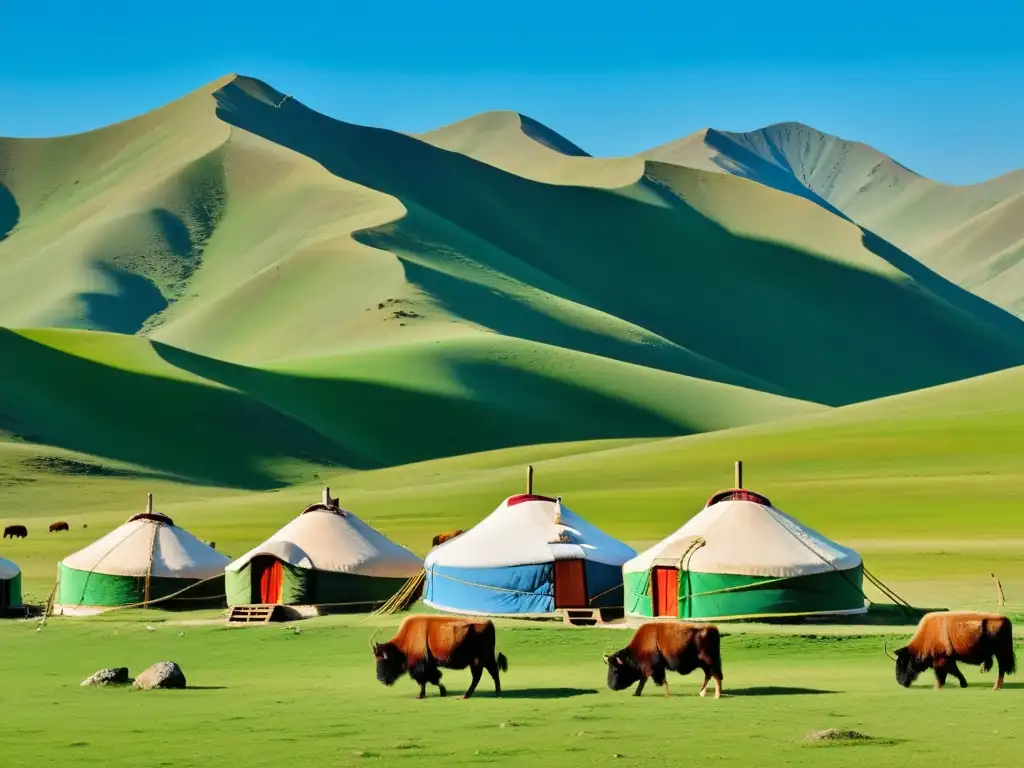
[{"x1": 423, "y1": 491, "x2": 636, "y2": 616}]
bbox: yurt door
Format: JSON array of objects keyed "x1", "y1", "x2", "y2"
[
  {"x1": 553, "y1": 560, "x2": 587, "y2": 608},
  {"x1": 652, "y1": 567, "x2": 678, "y2": 617},
  {"x1": 252, "y1": 556, "x2": 284, "y2": 604}
]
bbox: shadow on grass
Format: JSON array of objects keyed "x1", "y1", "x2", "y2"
[
  {"x1": 478, "y1": 687, "x2": 598, "y2": 699},
  {"x1": 185, "y1": 686, "x2": 228, "y2": 691},
  {"x1": 727, "y1": 686, "x2": 836, "y2": 697}
]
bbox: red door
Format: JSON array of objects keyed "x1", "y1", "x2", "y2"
[
  {"x1": 252, "y1": 556, "x2": 284, "y2": 604},
  {"x1": 652, "y1": 567, "x2": 678, "y2": 617},
  {"x1": 553, "y1": 560, "x2": 588, "y2": 608}
]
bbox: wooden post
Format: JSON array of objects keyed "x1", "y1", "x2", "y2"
[
  {"x1": 735, "y1": 461, "x2": 743, "y2": 489},
  {"x1": 992, "y1": 573, "x2": 1006, "y2": 609},
  {"x1": 143, "y1": 493, "x2": 156, "y2": 607},
  {"x1": 527, "y1": 465, "x2": 534, "y2": 494}
]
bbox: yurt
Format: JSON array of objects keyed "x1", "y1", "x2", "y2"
[
  {"x1": 0, "y1": 557, "x2": 23, "y2": 614},
  {"x1": 56, "y1": 494, "x2": 230, "y2": 611},
  {"x1": 424, "y1": 470, "x2": 637, "y2": 617},
  {"x1": 623, "y1": 463, "x2": 866, "y2": 621},
  {"x1": 225, "y1": 488, "x2": 422, "y2": 611}
]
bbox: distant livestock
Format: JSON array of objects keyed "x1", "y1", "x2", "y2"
[
  {"x1": 431, "y1": 529, "x2": 465, "y2": 548},
  {"x1": 49, "y1": 521, "x2": 70, "y2": 533},
  {"x1": 202, "y1": 541, "x2": 216, "y2": 550},
  {"x1": 604, "y1": 621, "x2": 724, "y2": 698},
  {"x1": 371, "y1": 615, "x2": 508, "y2": 699},
  {"x1": 3, "y1": 525, "x2": 27, "y2": 539},
  {"x1": 888, "y1": 611, "x2": 1016, "y2": 690}
]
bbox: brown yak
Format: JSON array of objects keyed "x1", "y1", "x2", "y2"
[
  {"x1": 888, "y1": 611, "x2": 1016, "y2": 690},
  {"x1": 48, "y1": 521, "x2": 70, "y2": 533},
  {"x1": 431, "y1": 529, "x2": 465, "y2": 548},
  {"x1": 604, "y1": 621, "x2": 723, "y2": 698},
  {"x1": 3, "y1": 525, "x2": 27, "y2": 539},
  {"x1": 371, "y1": 615, "x2": 508, "y2": 699}
]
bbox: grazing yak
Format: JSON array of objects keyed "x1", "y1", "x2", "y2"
[
  {"x1": 371, "y1": 615, "x2": 508, "y2": 699},
  {"x1": 48, "y1": 521, "x2": 70, "y2": 533},
  {"x1": 604, "y1": 621, "x2": 723, "y2": 698},
  {"x1": 431, "y1": 529, "x2": 465, "y2": 548},
  {"x1": 3, "y1": 525, "x2": 27, "y2": 539},
  {"x1": 888, "y1": 611, "x2": 1016, "y2": 690}
]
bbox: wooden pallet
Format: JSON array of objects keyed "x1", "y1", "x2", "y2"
[{"x1": 227, "y1": 604, "x2": 281, "y2": 624}]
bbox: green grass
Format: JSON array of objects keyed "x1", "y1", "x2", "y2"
[{"x1": 1, "y1": 613, "x2": 1021, "y2": 768}]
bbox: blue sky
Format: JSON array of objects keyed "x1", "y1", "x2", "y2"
[{"x1": 3, "y1": 1, "x2": 1022, "y2": 184}]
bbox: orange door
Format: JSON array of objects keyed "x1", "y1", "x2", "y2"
[
  {"x1": 652, "y1": 567, "x2": 678, "y2": 617},
  {"x1": 253, "y1": 557, "x2": 284, "y2": 604},
  {"x1": 553, "y1": 560, "x2": 588, "y2": 608}
]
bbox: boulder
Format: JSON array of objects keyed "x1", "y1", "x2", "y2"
[
  {"x1": 133, "y1": 661, "x2": 187, "y2": 690},
  {"x1": 81, "y1": 667, "x2": 130, "y2": 687}
]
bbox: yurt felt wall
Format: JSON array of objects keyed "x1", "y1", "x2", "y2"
[
  {"x1": 0, "y1": 557, "x2": 22, "y2": 613},
  {"x1": 623, "y1": 493, "x2": 865, "y2": 621},
  {"x1": 424, "y1": 493, "x2": 636, "y2": 616}
]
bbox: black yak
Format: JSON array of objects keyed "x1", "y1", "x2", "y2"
[{"x1": 3, "y1": 525, "x2": 27, "y2": 539}]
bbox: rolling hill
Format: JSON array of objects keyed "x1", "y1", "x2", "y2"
[
  {"x1": 3, "y1": 73, "x2": 1024, "y2": 510},
  {"x1": 646, "y1": 122, "x2": 1024, "y2": 317}
]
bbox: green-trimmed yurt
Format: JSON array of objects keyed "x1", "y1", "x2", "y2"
[
  {"x1": 0, "y1": 557, "x2": 23, "y2": 614},
  {"x1": 56, "y1": 494, "x2": 230, "y2": 611},
  {"x1": 624, "y1": 472, "x2": 865, "y2": 621},
  {"x1": 225, "y1": 488, "x2": 422, "y2": 612}
]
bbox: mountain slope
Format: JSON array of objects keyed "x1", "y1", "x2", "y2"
[
  {"x1": 647, "y1": 122, "x2": 1024, "y2": 316},
  {"x1": 1, "y1": 68, "x2": 1023, "y2": 469}
]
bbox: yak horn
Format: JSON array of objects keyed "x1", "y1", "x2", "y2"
[
  {"x1": 368, "y1": 628, "x2": 380, "y2": 649},
  {"x1": 884, "y1": 639, "x2": 896, "y2": 661},
  {"x1": 602, "y1": 653, "x2": 610, "y2": 664}
]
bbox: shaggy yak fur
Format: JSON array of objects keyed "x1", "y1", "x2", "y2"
[
  {"x1": 604, "y1": 621, "x2": 723, "y2": 698},
  {"x1": 890, "y1": 611, "x2": 1016, "y2": 690},
  {"x1": 3, "y1": 525, "x2": 27, "y2": 539},
  {"x1": 371, "y1": 615, "x2": 508, "y2": 699},
  {"x1": 430, "y1": 530, "x2": 465, "y2": 548},
  {"x1": 48, "y1": 521, "x2": 69, "y2": 533}
]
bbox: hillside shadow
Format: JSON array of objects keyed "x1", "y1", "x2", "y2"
[
  {"x1": 726, "y1": 686, "x2": 836, "y2": 697},
  {"x1": 0, "y1": 183, "x2": 17, "y2": 240},
  {"x1": 213, "y1": 79, "x2": 1024, "y2": 407},
  {"x1": 153, "y1": 339, "x2": 707, "y2": 469},
  {"x1": 0, "y1": 328, "x2": 366, "y2": 489},
  {"x1": 77, "y1": 263, "x2": 168, "y2": 335}
]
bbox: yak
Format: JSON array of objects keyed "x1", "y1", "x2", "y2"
[
  {"x1": 604, "y1": 621, "x2": 723, "y2": 698},
  {"x1": 371, "y1": 615, "x2": 508, "y2": 699},
  {"x1": 887, "y1": 611, "x2": 1016, "y2": 690},
  {"x1": 3, "y1": 525, "x2": 27, "y2": 539},
  {"x1": 48, "y1": 521, "x2": 70, "y2": 533},
  {"x1": 431, "y1": 529, "x2": 465, "y2": 548}
]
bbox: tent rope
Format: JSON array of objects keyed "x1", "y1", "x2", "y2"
[{"x1": 361, "y1": 569, "x2": 426, "y2": 622}]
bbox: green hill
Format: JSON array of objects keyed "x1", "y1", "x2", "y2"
[{"x1": 647, "y1": 122, "x2": 1024, "y2": 317}]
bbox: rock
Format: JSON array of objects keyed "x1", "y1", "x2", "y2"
[
  {"x1": 81, "y1": 667, "x2": 130, "y2": 687},
  {"x1": 133, "y1": 661, "x2": 186, "y2": 690}
]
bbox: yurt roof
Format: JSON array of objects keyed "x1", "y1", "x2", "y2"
[
  {"x1": 624, "y1": 497, "x2": 861, "y2": 579},
  {"x1": 60, "y1": 494, "x2": 229, "y2": 579},
  {"x1": 424, "y1": 493, "x2": 636, "y2": 569},
  {"x1": 0, "y1": 556, "x2": 20, "y2": 580},
  {"x1": 226, "y1": 488, "x2": 422, "y2": 578}
]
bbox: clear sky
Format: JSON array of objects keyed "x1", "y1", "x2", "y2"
[{"x1": 3, "y1": 1, "x2": 1022, "y2": 184}]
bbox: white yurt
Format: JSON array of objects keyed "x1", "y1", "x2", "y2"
[
  {"x1": 57, "y1": 493, "x2": 230, "y2": 610},
  {"x1": 424, "y1": 476, "x2": 636, "y2": 616},
  {"x1": 623, "y1": 465, "x2": 865, "y2": 621},
  {"x1": 225, "y1": 488, "x2": 422, "y2": 611}
]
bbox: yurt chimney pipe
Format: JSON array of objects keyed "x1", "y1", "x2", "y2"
[
  {"x1": 323, "y1": 486, "x2": 331, "y2": 506},
  {"x1": 146, "y1": 493, "x2": 153, "y2": 514},
  {"x1": 527, "y1": 465, "x2": 534, "y2": 494},
  {"x1": 735, "y1": 461, "x2": 743, "y2": 489}
]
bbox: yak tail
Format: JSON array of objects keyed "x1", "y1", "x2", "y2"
[
  {"x1": 497, "y1": 652, "x2": 508, "y2": 673},
  {"x1": 993, "y1": 618, "x2": 1017, "y2": 676}
]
